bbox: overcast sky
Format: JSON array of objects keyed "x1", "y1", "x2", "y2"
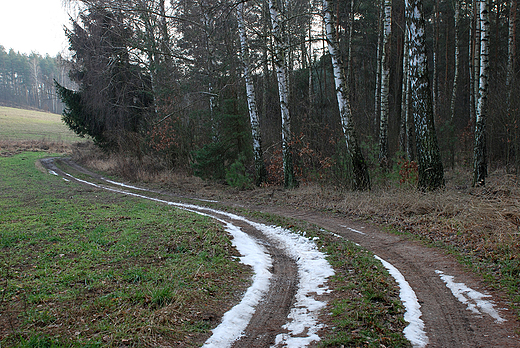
[{"x1": 0, "y1": 0, "x2": 70, "y2": 56}]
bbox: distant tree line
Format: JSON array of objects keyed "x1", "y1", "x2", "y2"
[
  {"x1": 0, "y1": 47, "x2": 72, "y2": 114},
  {"x1": 56, "y1": 0, "x2": 519, "y2": 190}
]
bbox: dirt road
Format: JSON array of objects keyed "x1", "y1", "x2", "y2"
[{"x1": 40, "y1": 157, "x2": 519, "y2": 347}]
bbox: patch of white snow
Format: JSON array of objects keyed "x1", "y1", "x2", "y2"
[
  {"x1": 435, "y1": 270, "x2": 506, "y2": 323},
  {"x1": 202, "y1": 221, "x2": 272, "y2": 348},
  {"x1": 56, "y1": 170, "x2": 334, "y2": 347},
  {"x1": 375, "y1": 256, "x2": 428, "y2": 348}
]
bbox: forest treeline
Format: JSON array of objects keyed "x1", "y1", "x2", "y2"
[
  {"x1": 55, "y1": 0, "x2": 519, "y2": 190},
  {"x1": 0, "y1": 47, "x2": 73, "y2": 114}
]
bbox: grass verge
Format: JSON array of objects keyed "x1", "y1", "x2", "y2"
[{"x1": 0, "y1": 152, "x2": 251, "y2": 347}]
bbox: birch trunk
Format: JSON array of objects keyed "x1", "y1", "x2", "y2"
[
  {"x1": 473, "y1": 0, "x2": 490, "y2": 186},
  {"x1": 237, "y1": 3, "x2": 267, "y2": 186},
  {"x1": 379, "y1": 0, "x2": 392, "y2": 168},
  {"x1": 324, "y1": 0, "x2": 370, "y2": 190},
  {"x1": 269, "y1": 0, "x2": 298, "y2": 189},
  {"x1": 474, "y1": 0, "x2": 481, "y2": 116},
  {"x1": 374, "y1": 0, "x2": 383, "y2": 132},
  {"x1": 405, "y1": 0, "x2": 444, "y2": 190}
]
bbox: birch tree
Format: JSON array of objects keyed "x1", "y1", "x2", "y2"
[
  {"x1": 324, "y1": 0, "x2": 370, "y2": 190},
  {"x1": 237, "y1": 2, "x2": 267, "y2": 186},
  {"x1": 374, "y1": 0, "x2": 383, "y2": 132},
  {"x1": 269, "y1": 0, "x2": 298, "y2": 189},
  {"x1": 405, "y1": 0, "x2": 444, "y2": 190},
  {"x1": 473, "y1": 0, "x2": 490, "y2": 186},
  {"x1": 379, "y1": 0, "x2": 392, "y2": 168}
]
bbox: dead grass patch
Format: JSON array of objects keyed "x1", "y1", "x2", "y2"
[{"x1": 0, "y1": 139, "x2": 74, "y2": 157}]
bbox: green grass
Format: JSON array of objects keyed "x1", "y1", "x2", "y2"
[
  {"x1": 0, "y1": 152, "x2": 251, "y2": 347},
  {"x1": 0, "y1": 106, "x2": 81, "y2": 143}
]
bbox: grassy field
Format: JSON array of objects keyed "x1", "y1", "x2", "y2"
[
  {"x1": 0, "y1": 106, "x2": 81, "y2": 143},
  {"x1": 0, "y1": 152, "x2": 252, "y2": 347},
  {"x1": 0, "y1": 108, "x2": 412, "y2": 346},
  {"x1": 0, "y1": 152, "x2": 410, "y2": 347}
]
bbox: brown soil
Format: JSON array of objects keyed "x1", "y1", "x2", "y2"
[{"x1": 40, "y1": 157, "x2": 520, "y2": 347}]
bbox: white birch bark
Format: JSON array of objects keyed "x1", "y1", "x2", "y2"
[
  {"x1": 237, "y1": 3, "x2": 267, "y2": 186},
  {"x1": 269, "y1": 0, "x2": 297, "y2": 189},
  {"x1": 405, "y1": 0, "x2": 444, "y2": 190},
  {"x1": 324, "y1": 0, "x2": 370, "y2": 190},
  {"x1": 379, "y1": 0, "x2": 392, "y2": 167},
  {"x1": 473, "y1": 0, "x2": 490, "y2": 186},
  {"x1": 474, "y1": 0, "x2": 481, "y2": 116},
  {"x1": 374, "y1": 0, "x2": 383, "y2": 132}
]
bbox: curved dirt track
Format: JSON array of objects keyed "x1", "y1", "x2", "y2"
[
  {"x1": 250, "y1": 206, "x2": 520, "y2": 347},
  {"x1": 40, "y1": 158, "x2": 520, "y2": 347}
]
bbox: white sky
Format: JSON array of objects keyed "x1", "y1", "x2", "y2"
[{"x1": 0, "y1": 0, "x2": 70, "y2": 56}]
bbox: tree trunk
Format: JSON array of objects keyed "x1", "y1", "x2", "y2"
[
  {"x1": 450, "y1": 1, "x2": 460, "y2": 122},
  {"x1": 347, "y1": 0, "x2": 355, "y2": 91},
  {"x1": 405, "y1": 0, "x2": 444, "y2": 190},
  {"x1": 374, "y1": 0, "x2": 383, "y2": 133},
  {"x1": 473, "y1": 0, "x2": 490, "y2": 187},
  {"x1": 269, "y1": 0, "x2": 298, "y2": 189},
  {"x1": 469, "y1": 0, "x2": 476, "y2": 127},
  {"x1": 324, "y1": 0, "x2": 370, "y2": 190},
  {"x1": 474, "y1": 0, "x2": 481, "y2": 117},
  {"x1": 506, "y1": 0, "x2": 517, "y2": 108},
  {"x1": 237, "y1": 3, "x2": 268, "y2": 186},
  {"x1": 433, "y1": 0, "x2": 440, "y2": 121},
  {"x1": 449, "y1": 0, "x2": 461, "y2": 168},
  {"x1": 506, "y1": 0, "x2": 518, "y2": 176},
  {"x1": 379, "y1": 0, "x2": 392, "y2": 168},
  {"x1": 399, "y1": 19, "x2": 410, "y2": 157}
]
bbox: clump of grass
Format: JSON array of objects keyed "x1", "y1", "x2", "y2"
[{"x1": 0, "y1": 152, "x2": 251, "y2": 347}]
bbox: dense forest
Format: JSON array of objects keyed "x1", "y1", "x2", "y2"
[
  {"x1": 0, "y1": 47, "x2": 73, "y2": 114},
  {"x1": 55, "y1": 0, "x2": 519, "y2": 190}
]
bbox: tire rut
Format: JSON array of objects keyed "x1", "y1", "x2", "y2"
[
  {"x1": 39, "y1": 158, "x2": 302, "y2": 347},
  {"x1": 40, "y1": 157, "x2": 520, "y2": 347},
  {"x1": 231, "y1": 223, "x2": 298, "y2": 347},
  {"x1": 251, "y1": 207, "x2": 520, "y2": 347}
]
